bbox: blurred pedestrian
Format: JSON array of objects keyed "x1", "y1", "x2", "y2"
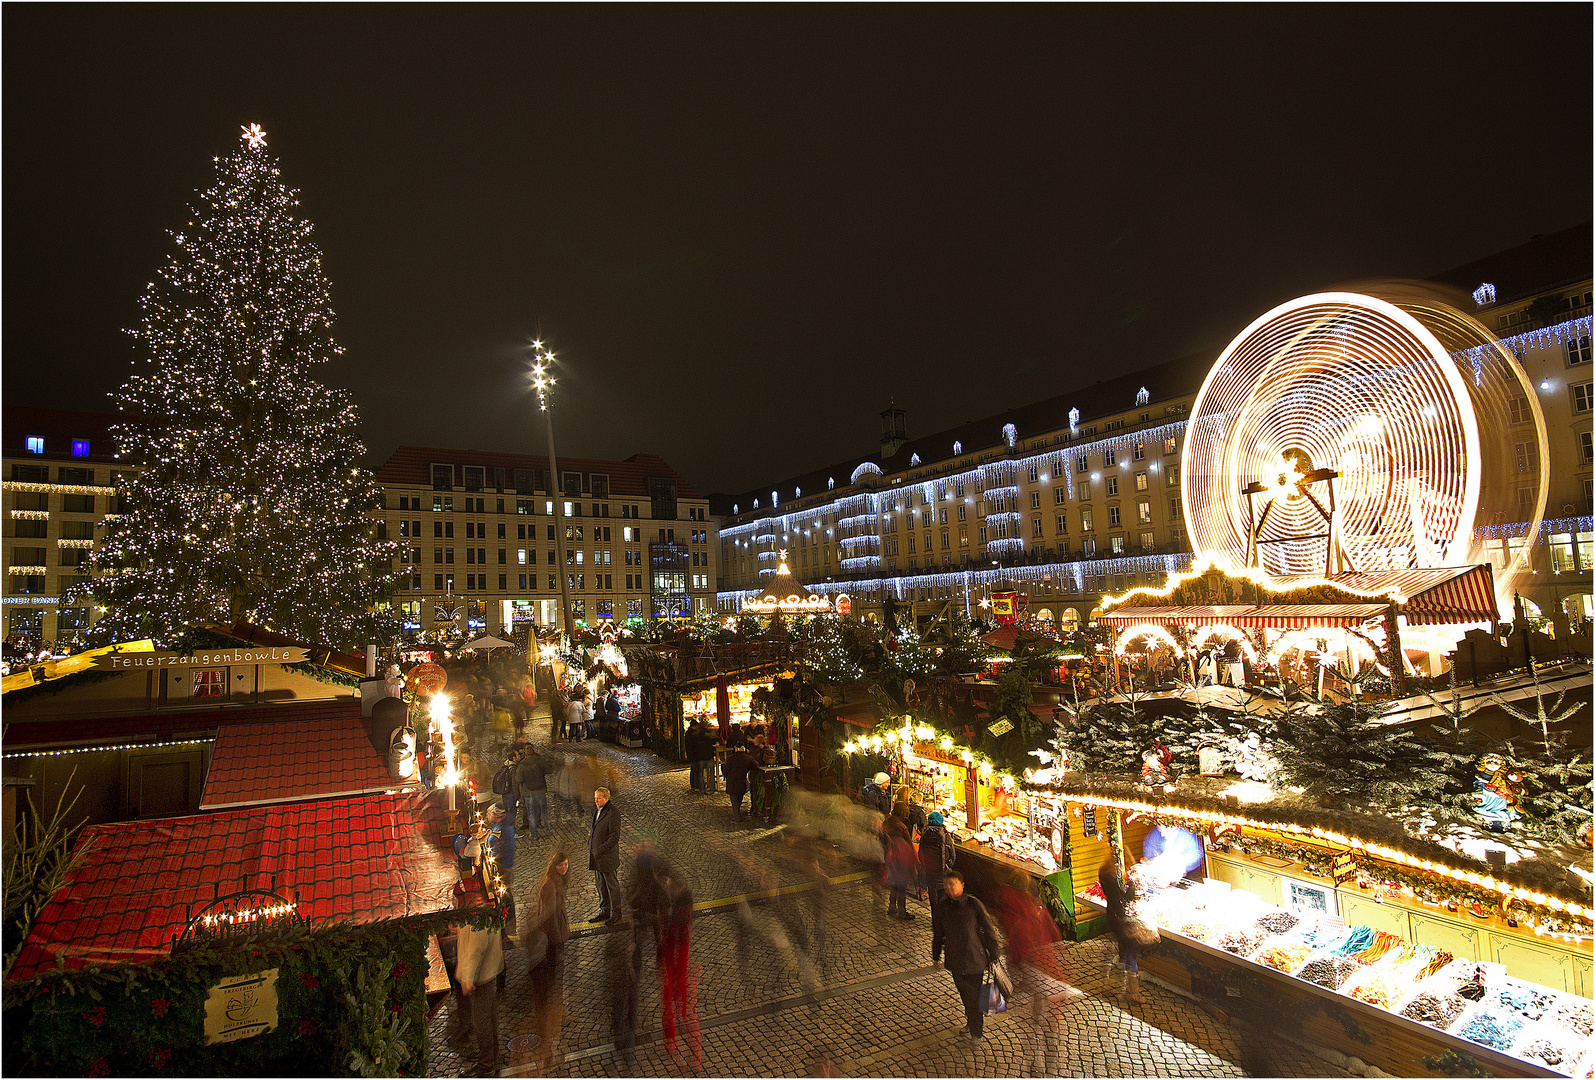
[
  {"x1": 1100, "y1": 856, "x2": 1147, "y2": 1005},
  {"x1": 724, "y1": 743, "x2": 758, "y2": 823},
  {"x1": 885, "y1": 817, "x2": 916, "y2": 921},
  {"x1": 935, "y1": 871, "x2": 999, "y2": 1045},
  {"x1": 486, "y1": 800, "x2": 516, "y2": 874},
  {"x1": 451, "y1": 889, "x2": 506, "y2": 1072},
  {"x1": 589, "y1": 787, "x2": 621, "y2": 923},
  {"x1": 994, "y1": 884, "x2": 1076, "y2": 1031},
  {"x1": 655, "y1": 862, "x2": 701, "y2": 1068},
  {"x1": 528, "y1": 851, "x2": 571, "y2": 1069},
  {"x1": 517, "y1": 748, "x2": 549, "y2": 839}
]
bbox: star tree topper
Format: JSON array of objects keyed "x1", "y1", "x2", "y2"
[{"x1": 241, "y1": 123, "x2": 268, "y2": 149}]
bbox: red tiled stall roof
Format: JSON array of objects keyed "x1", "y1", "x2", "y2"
[
  {"x1": 9, "y1": 792, "x2": 455, "y2": 982},
  {"x1": 201, "y1": 712, "x2": 416, "y2": 810},
  {"x1": 3, "y1": 699, "x2": 364, "y2": 752},
  {"x1": 374, "y1": 446, "x2": 703, "y2": 500}
]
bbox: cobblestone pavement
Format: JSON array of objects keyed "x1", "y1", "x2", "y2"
[{"x1": 427, "y1": 717, "x2": 1352, "y2": 1078}]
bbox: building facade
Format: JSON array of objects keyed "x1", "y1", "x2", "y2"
[
  {"x1": 373, "y1": 447, "x2": 715, "y2": 638},
  {"x1": 717, "y1": 226, "x2": 1594, "y2": 633},
  {"x1": 2, "y1": 408, "x2": 125, "y2": 648}
]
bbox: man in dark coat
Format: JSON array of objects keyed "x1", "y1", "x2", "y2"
[
  {"x1": 589, "y1": 787, "x2": 621, "y2": 922},
  {"x1": 723, "y1": 745, "x2": 758, "y2": 823},
  {"x1": 517, "y1": 748, "x2": 549, "y2": 838},
  {"x1": 933, "y1": 870, "x2": 1000, "y2": 1043},
  {"x1": 686, "y1": 722, "x2": 707, "y2": 793}
]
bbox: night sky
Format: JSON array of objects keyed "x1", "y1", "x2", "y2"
[{"x1": 5, "y1": 7, "x2": 1590, "y2": 496}]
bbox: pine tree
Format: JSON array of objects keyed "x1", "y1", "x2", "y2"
[
  {"x1": 1055, "y1": 679, "x2": 1170, "y2": 777},
  {"x1": 91, "y1": 126, "x2": 396, "y2": 650},
  {"x1": 1270, "y1": 665, "x2": 1468, "y2": 815}
]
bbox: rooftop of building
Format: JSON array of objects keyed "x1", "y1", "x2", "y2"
[
  {"x1": 2, "y1": 406, "x2": 124, "y2": 466},
  {"x1": 373, "y1": 446, "x2": 704, "y2": 499},
  {"x1": 713, "y1": 224, "x2": 1594, "y2": 519}
]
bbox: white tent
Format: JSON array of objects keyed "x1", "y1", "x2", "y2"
[{"x1": 461, "y1": 634, "x2": 516, "y2": 653}]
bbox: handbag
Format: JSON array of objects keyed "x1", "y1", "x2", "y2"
[
  {"x1": 1125, "y1": 914, "x2": 1161, "y2": 948},
  {"x1": 980, "y1": 969, "x2": 1008, "y2": 1014}
]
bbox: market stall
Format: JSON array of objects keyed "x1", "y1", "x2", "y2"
[{"x1": 1059, "y1": 789, "x2": 1593, "y2": 1078}]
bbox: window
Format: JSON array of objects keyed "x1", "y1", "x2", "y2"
[
  {"x1": 1075, "y1": 455, "x2": 1089, "y2": 474},
  {"x1": 1508, "y1": 396, "x2": 1532, "y2": 424},
  {"x1": 1079, "y1": 481, "x2": 1091, "y2": 501},
  {"x1": 1030, "y1": 517, "x2": 1043, "y2": 538},
  {"x1": 1138, "y1": 500, "x2": 1152, "y2": 524},
  {"x1": 1135, "y1": 472, "x2": 1148, "y2": 491},
  {"x1": 1569, "y1": 336, "x2": 1592, "y2": 366},
  {"x1": 1582, "y1": 431, "x2": 1594, "y2": 466},
  {"x1": 1111, "y1": 535, "x2": 1125, "y2": 554},
  {"x1": 497, "y1": 549, "x2": 506, "y2": 564},
  {"x1": 25, "y1": 436, "x2": 43, "y2": 454},
  {"x1": 1514, "y1": 441, "x2": 1540, "y2": 474},
  {"x1": 1051, "y1": 488, "x2": 1065, "y2": 506},
  {"x1": 463, "y1": 466, "x2": 485, "y2": 491},
  {"x1": 191, "y1": 668, "x2": 228, "y2": 699},
  {"x1": 431, "y1": 464, "x2": 453, "y2": 490},
  {"x1": 1169, "y1": 497, "x2": 1183, "y2": 520},
  {"x1": 71, "y1": 440, "x2": 90, "y2": 457},
  {"x1": 1166, "y1": 464, "x2": 1180, "y2": 488},
  {"x1": 1105, "y1": 477, "x2": 1118, "y2": 497},
  {"x1": 1109, "y1": 506, "x2": 1121, "y2": 527},
  {"x1": 1080, "y1": 510, "x2": 1094, "y2": 532},
  {"x1": 591, "y1": 474, "x2": 610, "y2": 500},
  {"x1": 1056, "y1": 512, "x2": 1067, "y2": 534},
  {"x1": 562, "y1": 471, "x2": 583, "y2": 497},
  {"x1": 1141, "y1": 530, "x2": 1155, "y2": 550},
  {"x1": 517, "y1": 499, "x2": 534, "y2": 515},
  {"x1": 62, "y1": 494, "x2": 94, "y2": 513},
  {"x1": 59, "y1": 467, "x2": 93, "y2": 485},
  {"x1": 1132, "y1": 442, "x2": 1145, "y2": 461},
  {"x1": 1028, "y1": 491, "x2": 1041, "y2": 509},
  {"x1": 14, "y1": 519, "x2": 46, "y2": 538},
  {"x1": 1163, "y1": 436, "x2": 1178, "y2": 456},
  {"x1": 1574, "y1": 382, "x2": 1594, "y2": 414},
  {"x1": 1026, "y1": 463, "x2": 1039, "y2": 483},
  {"x1": 446, "y1": 549, "x2": 455, "y2": 564},
  {"x1": 1104, "y1": 448, "x2": 1117, "y2": 467}
]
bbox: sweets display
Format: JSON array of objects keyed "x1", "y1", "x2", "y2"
[
  {"x1": 1298, "y1": 954, "x2": 1362, "y2": 990},
  {"x1": 1255, "y1": 941, "x2": 1314, "y2": 973},
  {"x1": 1347, "y1": 968, "x2": 1409, "y2": 1009},
  {"x1": 1217, "y1": 928, "x2": 1270, "y2": 956},
  {"x1": 1400, "y1": 991, "x2": 1466, "y2": 1029},
  {"x1": 1493, "y1": 980, "x2": 1557, "y2": 1023},
  {"x1": 1517, "y1": 1032, "x2": 1587, "y2": 1071},
  {"x1": 1552, "y1": 999, "x2": 1593, "y2": 1038},
  {"x1": 1456, "y1": 1010, "x2": 1524, "y2": 1053}
]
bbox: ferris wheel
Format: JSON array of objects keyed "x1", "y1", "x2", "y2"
[{"x1": 1182, "y1": 289, "x2": 1547, "y2": 589}]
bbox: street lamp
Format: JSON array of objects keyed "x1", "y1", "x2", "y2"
[{"x1": 531, "y1": 340, "x2": 577, "y2": 648}]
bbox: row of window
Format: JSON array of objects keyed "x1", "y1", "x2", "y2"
[
  {"x1": 404, "y1": 572, "x2": 710, "y2": 594},
  {"x1": 20, "y1": 438, "x2": 93, "y2": 457}
]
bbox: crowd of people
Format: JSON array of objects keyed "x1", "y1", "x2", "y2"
[{"x1": 430, "y1": 653, "x2": 1105, "y2": 1073}]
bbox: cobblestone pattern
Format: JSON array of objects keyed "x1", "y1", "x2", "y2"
[{"x1": 427, "y1": 715, "x2": 1353, "y2": 1077}]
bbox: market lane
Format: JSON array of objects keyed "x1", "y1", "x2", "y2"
[{"x1": 427, "y1": 721, "x2": 1350, "y2": 1078}]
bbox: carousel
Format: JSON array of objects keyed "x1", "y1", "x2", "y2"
[
  {"x1": 739, "y1": 549, "x2": 834, "y2": 617},
  {"x1": 1104, "y1": 288, "x2": 1546, "y2": 694}
]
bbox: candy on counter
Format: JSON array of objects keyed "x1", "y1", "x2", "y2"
[
  {"x1": 1457, "y1": 1010, "x2": 1524, "y2": 1053},
  {"x1": 1332, "y1": 926, "x2": 1376, "y2": 958},
  {"x1": 1218, "y1": 928, "x2": 1270, "y2": 956},
  {"x1": 1254, "y1": 912, "x2": 1299, "y2": 935},
  {"x1": 1399, "y1": 991, "x2": 1466, "y2": 1029},
  {"x1": 1347, "y1": 969, "x2": 1407, "y2": 1010},
  {"x1": 1493, "y1": 981, "x2": 1556, "y2": 1022},
  {"x1": 1516, "y1": 1032, "x2": 1586, "y2": 1071},
  {"x1": 1177, "y1": 920, "x2": 1222, "y2": 943},
  {"x1": 1552, "y1": 999, "x2": 1594, "y2": 1038},
  {"x1": 1255, "y1": 941, "x2": 1314, "y2": 973},
  {"x1": 1299, "y1": 955, "x2": 1361, "y2": 990}
]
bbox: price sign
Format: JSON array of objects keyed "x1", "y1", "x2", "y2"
[
  {"x1": 987, "y1": 718, "x2": 1014, "y2": 737},
  {"x1": 1332, "y1": 850, "x2": 1356, "y2": 884},
  {"x1": 1083, "y1": 806, "x2": 1098, "y2": 837}
]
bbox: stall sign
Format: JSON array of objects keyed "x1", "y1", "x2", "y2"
[
  {"x1": 987, "y1": 718, "x2": 1014, "y2": 737},
  {"x1": 1082, "y1": 806, "x2": 1098, "y2": 837},
  {"x1": 203, "y1": 968, "x2": 279, "y2": 1044},
  {"x1": 407, "y1": 662, "x2": 448, "y2": 696},
  {"x1": 92, "y1": 647, "x2": 307, "y2": 671},
  {"x1": 1331, "y1": 850, "x2": 1356, "y2": 884}
]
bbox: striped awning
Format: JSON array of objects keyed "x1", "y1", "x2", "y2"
[
  {"x1": 1268, "y1": 565, "x2": 1499, "y2": 627},
  {"x1": 1104, "y1": 604, "x2": 1386, "y2": 630}
]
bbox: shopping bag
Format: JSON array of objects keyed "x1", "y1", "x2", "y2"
[
  {"x1": 1125, "y1": 915, "x2": 1161, "y2": 948},
  {"x1": 989, "y1": 957, "x2": 1014, "y2": 1000},
  {"x1": 981, "y1": 971, "x2": 1007, "y2": 1014}
]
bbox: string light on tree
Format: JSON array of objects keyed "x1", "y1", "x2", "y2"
[{"x1": 90, "y1": 124, "x2": 397, "y2": 650}]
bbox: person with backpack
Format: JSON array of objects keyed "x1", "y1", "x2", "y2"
[
  {"x1": 884, "y1": 817, "x2": 917, "y2": 921},
  {"x1": 919, "y1": 810, "x2": 956, "y2": 946},
  {"x1": 934, "y1": 870, "x2": 1000, "y2": 1045},
  {"x1": 491, "y1": 745, "x2": 523, "y2": 826},
  {"x1": 517, "y1": 748, "x2": 550, "y2": 839}
]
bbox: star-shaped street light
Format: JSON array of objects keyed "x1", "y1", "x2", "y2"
[
  {"x1": 530, "y1": 339, "x2": 557, "y2": 411},
  {"x1": 241, "y1": 123, "x2": 268, "y2": 149}
]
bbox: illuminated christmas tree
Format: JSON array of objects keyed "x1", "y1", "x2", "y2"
[{"x1": 91, "y1": 125, "x2": 397, "y2": 650}]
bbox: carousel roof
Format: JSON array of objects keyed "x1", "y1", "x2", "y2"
[{"x1": 740, "y1": 550, "x2": 832, "y2": 615}]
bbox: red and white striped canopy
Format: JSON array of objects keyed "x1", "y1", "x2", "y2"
[
  {"x1": 1268, "y1": 565, "x2": 1498, "y2": 626},
  {"x1": 1103, "y1": 604, "x2": 1386, "y2": 630}
]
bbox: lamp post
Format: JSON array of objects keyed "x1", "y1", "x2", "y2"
[{"x1": 531, "y1": 341, "x2": 578, "y2": 649}]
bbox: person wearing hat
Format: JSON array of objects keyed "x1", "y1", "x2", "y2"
[
  {"x1": 861, "y1": 772, "x2": 890, "y2": 814},
  {"x1": 919, "y1": 810, "x2": 956, "y2": 955},
  {"x1": 486, "y1": 799, "x2": 517, "y2": 874}
]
